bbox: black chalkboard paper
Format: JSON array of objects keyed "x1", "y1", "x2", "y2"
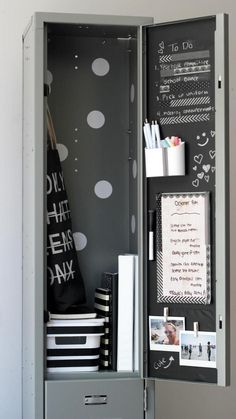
[{"x1": 145, "y1": 17, "x2": 217, "y2": 383}]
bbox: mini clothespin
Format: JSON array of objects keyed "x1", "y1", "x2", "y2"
[
  {"x1": 193, "y1": 322, "x2": 199, "y2": 338},
  {"x1": 164, "y1": 307, "x2": 169, "y2": 322}
]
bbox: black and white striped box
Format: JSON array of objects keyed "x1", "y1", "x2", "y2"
[
  {"x1": 94, "y1": 288, "x2": 111, "y2": 368},
  {"x1": 47, "y1": 318, "x2": 105, "y2": 373}
]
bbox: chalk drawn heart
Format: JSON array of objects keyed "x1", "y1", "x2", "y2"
[
  {"x1": 194, "y1": 154, "x2": 203, "y2": 165},
  {"x1": 197, "y1": 172, "x2": 204, "y2": 179},
  {"x1": 211, "y1": 166, "x2": 216, "y2": 172},
  {"x1": 209, "y1": 150, "x2": 216, "y2": 159},
  {"x1": 210, "y1": 130, "x2": 215, "y2": 137},
  {"x1": 204, "y1": 175, "x2": 210, "y2": 182},
  {"x1": 193, "y1": 166, "x2": 197, "y2": 171},
  {"x1": 203, "y1": 164, "x2": 210, "y2": 173},
  {"x1": 192, "y1": 179, "x2": 199, "y2": 188}
]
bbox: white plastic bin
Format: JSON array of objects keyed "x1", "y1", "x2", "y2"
[{"x1": 47, "y1": 318, "x2": 105, "y2": 373}]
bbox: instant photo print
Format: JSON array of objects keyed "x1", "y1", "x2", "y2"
[
  {"x1": 180, "y1": 331, "x2": 216, "y2": 368},
  {"x1": 149, "y1": 316, "x2": 185, "y2": 352}
]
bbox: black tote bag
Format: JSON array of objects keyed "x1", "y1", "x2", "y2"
[{"x1": 47, "y1": 107, "x2": 86, "y2": 313}]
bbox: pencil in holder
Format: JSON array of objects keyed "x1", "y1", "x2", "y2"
[
  {"x1": 145, "y1": 147, "x2": 166, "y2": 177},
  {"x1": 166, "y1": 142, "x2": 185, "y2": 176}
]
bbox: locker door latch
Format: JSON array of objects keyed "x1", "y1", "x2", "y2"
[
  {"x1": 84, "y1": 395, "x2": 107, "y2": 406},
  {"x1": 144, "y1": 388, "x2": 148, "y2": 412}
]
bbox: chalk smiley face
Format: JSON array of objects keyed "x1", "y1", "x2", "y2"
[{"x1": 196, "y1": 132, "x2": 209, "y2": 147}]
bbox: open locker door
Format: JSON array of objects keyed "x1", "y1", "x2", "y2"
[{"x1": 142, "y1": 14, "x2": 229, "y2": 387}]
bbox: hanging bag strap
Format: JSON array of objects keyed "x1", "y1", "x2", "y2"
[{"x1": 47, "y1": 104, "x2": 57, "y2": 150}]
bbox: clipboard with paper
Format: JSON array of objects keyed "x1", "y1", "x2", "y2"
[{"x1": 156, "y1": 192, "x2": 211, "y2": 305}]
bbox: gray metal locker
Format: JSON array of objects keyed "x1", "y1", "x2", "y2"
[{"x1": 22, "y1": 12, "x2": 229, "y2": 419}]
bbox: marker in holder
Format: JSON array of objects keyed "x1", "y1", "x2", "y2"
[{"x1": 148, "y1": 210, "x2": 155, "y2": 261}]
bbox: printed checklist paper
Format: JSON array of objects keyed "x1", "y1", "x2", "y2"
[{"x1": 157, "y1": 192, "x2": 211, "y2": 304}]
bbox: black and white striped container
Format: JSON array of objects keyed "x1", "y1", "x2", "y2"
[
  {"x1": 47, "y1": 318, "x2": 105, "y2": 373},
  {"x1": 94, "y1": 288, "x2": 111, "y2": 368}
]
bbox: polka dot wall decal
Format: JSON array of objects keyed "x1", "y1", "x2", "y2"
[
  {"x1": 130, "y1": 83, "x2": 135, "y2": 103},
  {"x1": 132, "y1": 160, "x2": 137, "y2": 179},
  {"x1": 131, "y1": 215, "x2": 136, "y2": 234},
  {"x1": 73, "y1": 232, "x2": 87, "y2": 251},
  {"x1": 56, "y1": 143, "x2": 68, "y2": 161},
  {"x1": 92, "y1": 58, "x2": 110, "y2": 76},
  {"x1": 94, "y1": 180, "x2": 113, "y2": 199},
  {"x1": 46, "y1": 70, "x2": 53, "y2": 85},
  {"x1": 87, "y1": 110, "x2": 105, "y2": 129}
]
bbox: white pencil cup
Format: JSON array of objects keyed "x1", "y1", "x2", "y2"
[
  {"x1": 166, "y1": 142, "x2": 185, "y2": 176},
  {"x1": 144, "y1": 142, "x2": 185, "y2": 177},
  {"x1": 145, "y1": 148, "x2": 166, "y2": 177}
]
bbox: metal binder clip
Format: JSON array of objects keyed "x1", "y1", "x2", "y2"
[
  {"x1": 164, "y1": 307, "x2": 169, "y2": 322},
  {"x1": 193, "y1": 322, "x2": 199, "y2": 338}
]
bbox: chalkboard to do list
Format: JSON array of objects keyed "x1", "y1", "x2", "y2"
[{"x1": 156, "y1": 192, "x2": 211, "y2": 304}]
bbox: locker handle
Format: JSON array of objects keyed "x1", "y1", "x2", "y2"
[{"x1": 84, "y1": 395, "x2": 107, "y2": 405}]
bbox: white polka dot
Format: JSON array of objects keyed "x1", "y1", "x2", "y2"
[
  {"x1": 92, "y1": 58, "x2": 110, "y2": 76},
  {"x1": 73, "y1": 232, "x2": 87, "y2": 251},
  {"x1": 131, "y1": 215, "x2": 136, "y2": 234},
  {"x1": 47, "y1": 70, "x2": 53, "y2": 85},
  {"x1": 94, "y1": 180, "x2": 113, "y2": 199},
  {"x1": 87, "y1": 111, "x2": 105, "y2": 129},
  {"x1": 132, "y1": 160, "x2": 137, "y2": 179},
  {"x1": 57, "y1": 143, "x2": 68, "y2": 161},
  {"x1": 130, "y1": 84, "x2": 135, "y2": 103}
]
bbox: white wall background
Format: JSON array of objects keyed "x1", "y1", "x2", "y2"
[{"x1": 0, "y1": 0, "x2": 235, "y2": 418}]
